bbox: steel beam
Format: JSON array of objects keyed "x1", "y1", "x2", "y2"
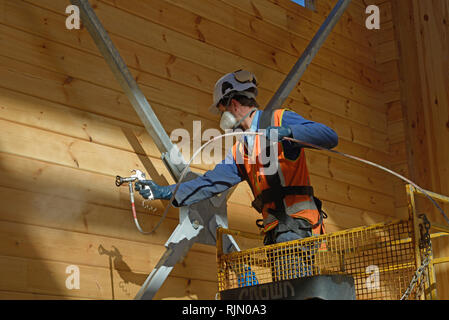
[
  {"x1": 71, "y1": 0, "x2": 240, "y2": 300},
  {"x1": 70, "y1": 0, "x2": 187, "y2": 181},
  {"x1": 264, "y1": 0, "x2": 352, "y2": 112},
  {"x1": 71, "y1": 0, "x2": 351, "y2": 300}
]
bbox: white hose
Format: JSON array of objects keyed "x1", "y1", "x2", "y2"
[
  {"x1": 134, "y1": 131, "x2": 262, "y2": 235},
  {"x1": 134, "y1": 132, "x2": 449, "y2": 235},
  {"x1": 284, "y1": 136, "x2": 449, "y2": 226}
]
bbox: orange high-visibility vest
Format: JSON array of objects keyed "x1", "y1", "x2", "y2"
[{"x1": 232, "y1": 109, "x2": 325, "y2": 236}]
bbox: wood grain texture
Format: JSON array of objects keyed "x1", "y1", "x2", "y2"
[
  {"x1": 390, "y1": 0, "x2": 449, "y2": 299},
  {"x1": 0, "y1": 0, "x2": 408, "y2": 300}
]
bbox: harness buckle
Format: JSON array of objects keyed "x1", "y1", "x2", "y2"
[{"x1": 251, "y1": 197, "x2": 264, "y2": 213}]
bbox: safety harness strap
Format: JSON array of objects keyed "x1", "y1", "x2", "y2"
[
  {"x1": 260, "y1": 109, "x2": 327, "y2": 237},
  {"x1": 259, "y1": 109, "x2": 316, "y2": 237},
  {"x1": 236, "y1": 108, "x2": 327, "y2": 238},
  {"x1": 251, "y1": 186, "x2": 314, "y2": 213}
]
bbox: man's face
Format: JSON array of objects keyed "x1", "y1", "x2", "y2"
[{"x1": 218, "y1": 99, "x2": 242, "y2": 120}]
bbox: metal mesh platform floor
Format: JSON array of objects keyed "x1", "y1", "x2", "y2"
[{"x1": 217, "y1": 220, "x2": 419, "y2": 300}]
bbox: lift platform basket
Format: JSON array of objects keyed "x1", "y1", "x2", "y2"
[{"x1": 217, "y1": 220, "x2": 420, "y2": 300}]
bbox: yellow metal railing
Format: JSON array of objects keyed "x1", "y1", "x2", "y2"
[
  {"x1": 217, "y1": 220, "x2": 417, "y2": 300},
  {"x1": 406, "y1": 184, "x2": 449, "y2": 300},
  {"x1": 216, "y1": 184, "x2": 449, "y2": 300}
]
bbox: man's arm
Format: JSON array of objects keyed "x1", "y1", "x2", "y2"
[
  {"x1": 168, "y1": 151, "x2": 243, "y2": 207},
  {"x1": 281, "y1": 110, "x2": 338, "y2": 149}
]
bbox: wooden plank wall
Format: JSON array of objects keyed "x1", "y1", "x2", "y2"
[
  {"x1": 0, "y1": 0, "x2": 403, "y2": 299},
  {"x1": 371, "y1": 0, "x2": 409, "y2": 227},
  {"x1": 388, "y1": 0, "x2": 449, "y2": 299}
]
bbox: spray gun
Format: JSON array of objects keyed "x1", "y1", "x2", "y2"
[
  {"x1": 116, "y1": 169, "x2": 154, "y2": 199},
  {"x1": 115, "y1": 170, "x2": 154, "y2": 234}
]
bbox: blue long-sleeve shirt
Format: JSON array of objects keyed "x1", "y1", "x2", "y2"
[{"x1": 169, "y1": 110, "x2": 338, "y2": 207}]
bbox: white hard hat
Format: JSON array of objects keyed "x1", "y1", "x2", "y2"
[{"x1": 208, "y1": 70, "x2": 258, "y2": 115}]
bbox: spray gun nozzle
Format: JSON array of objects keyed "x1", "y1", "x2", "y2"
[{"x1": 115, "y1": 175, "x2": 137, "y2": 187}]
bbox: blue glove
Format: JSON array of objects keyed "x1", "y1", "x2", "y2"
[
  {"x1": 265, "y1": 126, "x2": 292, "y2": 142},
  {"x1": 135, "y1": 180, "x2": 173, "y2": 200}
]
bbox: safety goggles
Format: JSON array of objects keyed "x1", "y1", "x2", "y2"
[{"x1": 233, "y1": 69, "x2": 258, "y2": 85}]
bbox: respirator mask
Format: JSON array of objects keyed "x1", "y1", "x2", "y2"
[{"x1": 220, "y1": 107, "x2": 257, "y2": 131}]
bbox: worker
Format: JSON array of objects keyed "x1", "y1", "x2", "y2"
[{"x1": 135, "y1": 70, "x2": 338, "y2": 246}]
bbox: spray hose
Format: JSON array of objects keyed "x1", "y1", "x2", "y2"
[
  {"x1": 126, "y1": 131, "x2": 449, "y2": 235},
  {"x1": 129, "y1": 132, "x2": 262, "y2": 235}
]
